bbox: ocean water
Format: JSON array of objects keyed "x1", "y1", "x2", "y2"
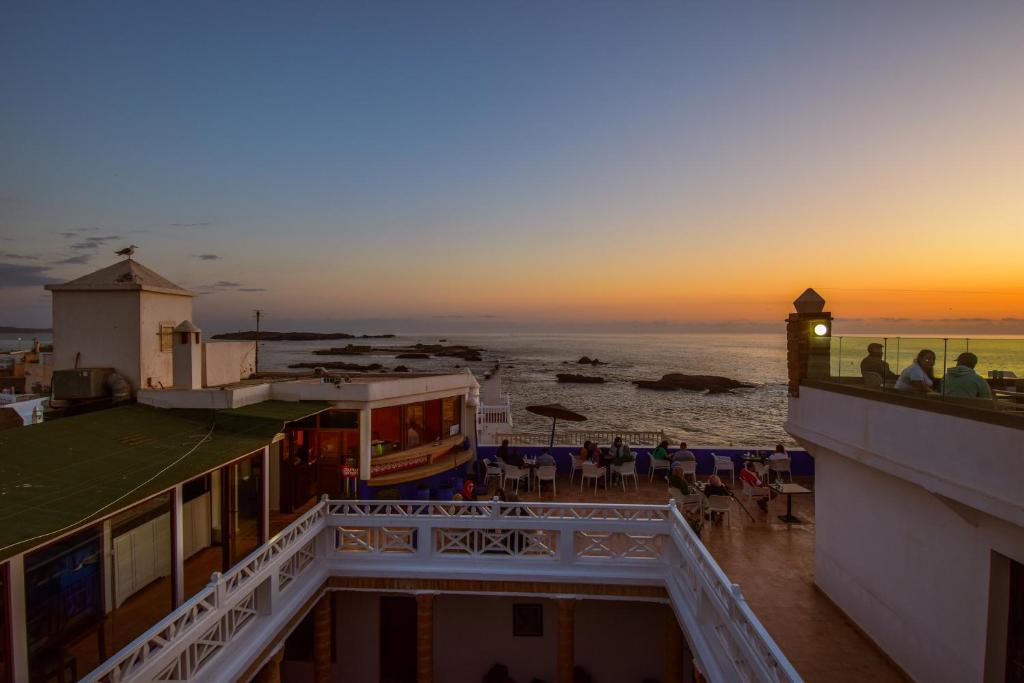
[{"x1": 257, "y1": 333, "x2": 792, "y2": 446}]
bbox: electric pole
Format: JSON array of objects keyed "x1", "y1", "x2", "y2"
[{"x1": 254, "y1": 309, "x2": 263, "y2": 373}]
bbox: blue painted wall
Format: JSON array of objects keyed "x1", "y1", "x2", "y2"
[{"x1": 475, "y1": 446, "x2": 815, "y2": 477}]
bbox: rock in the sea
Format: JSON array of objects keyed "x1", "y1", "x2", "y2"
[
  {"x1": 557, "y1": 373, "x2": 606, "y2": 384},
  {"x1": 289, "y1": 361, "x2": 383, "y2": 371},
  {"x1": 393, "y1": 365, "x2": 410, "y2": 372},
  {"x1": 634, "y1": 380, "x2": 678, "y2": 391},
  {"x1": 395, "y1": 352, "x2": 430, "y2": 359},
  {"x1": 634, "y1": 373, "x2": 754, "y2": 392},
  {"x1": 577, "y1": 356, "x2": 607, "y2": 365}
]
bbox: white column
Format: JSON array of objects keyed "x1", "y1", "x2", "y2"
[
  {"x1": 359, "y1": 407, "x2": 372, "y2": 482},
  {"x1": 8, "y1": 555, "x2": 30, "y2": 683},
  {"x1": 172, "y1": 484, "x2": 185, "y2": 606}
]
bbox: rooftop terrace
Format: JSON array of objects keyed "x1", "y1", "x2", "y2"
[{"x1": 0, "y1": 400, "x2": 327, "y2": 560}]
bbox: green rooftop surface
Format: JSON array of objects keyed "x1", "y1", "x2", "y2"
[{"x1": 0, "y1": 400, "x2": 327, "y2": 561}]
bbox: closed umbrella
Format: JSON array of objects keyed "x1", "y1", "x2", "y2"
[{"x1": 525, "y1": 403, "x2": 587, "y2": 447}]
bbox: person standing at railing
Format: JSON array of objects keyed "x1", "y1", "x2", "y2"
[
  {"x1": 944, "y1": 352, "x2": 993, "y2": 399},
  {"x1": 895, "y1": 349, "x2": 937, "y2": 394},
  {"x1": 860, "y1": 343, "x2": 898, "y2": 381}
]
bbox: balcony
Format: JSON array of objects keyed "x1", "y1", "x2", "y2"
[{"x1": 83, "y1": 498, "x2": 799, "y2": 683}]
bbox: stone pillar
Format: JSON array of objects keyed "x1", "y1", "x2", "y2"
[
  {"x1": 786, "y1": 288, "x2": 832, "y2": 396},
  {"x1": 416, "y1": 593, "x2": 434, "y2": 683},
  {"x1": 557, "y1": 599, "x2": 575, "y2": 683},
  {"x1": 255, "y1": 648, "x2": 285, "y2": 683},
  {"x1": 313, "y1": 594, "x2": 332, "y2": 683}
]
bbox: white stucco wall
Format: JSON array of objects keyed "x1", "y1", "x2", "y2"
[
  {"x1": 435, "y1": 595, "x2": 558, "y2": 683},
  {"x1": 574, "y1": 600, "x2": 668, "y2": 682},
  {"x1": 52, "y1": 290, "x2": 141, "y2": 388},
  {"x1": 319, "y1": 593, "x2": 670, "y2": 683},
  {"x1": 335, "y1": 591, "x2": 380, "y2": 683},
  {"x1": 788, "y1": 387, "x2": 1024, "y2": 682},
  {"x1": 138, "y1": 291, "x2": 193, "y2": 390},
  {"x1": 202, "y1": 340, "x2": 256, "y2": 387}
]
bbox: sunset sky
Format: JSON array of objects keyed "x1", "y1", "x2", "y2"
[{"x1": 2, "y1": 2, "x2": 1022, "y2": 333}]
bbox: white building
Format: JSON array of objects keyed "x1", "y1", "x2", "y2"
[
  {"x1": 783, "y1": 291, "x2": 1024, "y2": 683},
  {"x1": 44, "y1": 259, "x2": 254, "y2": 393}
]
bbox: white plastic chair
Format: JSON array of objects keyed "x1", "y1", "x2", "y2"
[
  {"x1": 483, "y1": 459, "x2": 503, "y2": 488},
  {"x1": 580, "y1": 463, "x2": 605, "y2": 494},
  {"x1": 569, "y1": 453, "x2": 585, "y2": 482},
  {"x1": 673, "y1": 460, "x2": 697, "y2": 485},
  {"x1": 502, "y1": 466, "x2": 529, "y2": 493},
  {"x1": 706, "y1": 495, "x2": 733, "y2": 527},
  {"x1": 669, "y1": 486, "x2": 702, "y2": 515},
  {"x1": 611, "y1": 461, "x2": 639, "y2": 491},
  {"x1": 648, "y1": 455, "x2": 671, "y2": 482},
  {"x1": 712, "y1": 455, "x2": 735, "y2": 485},
  {"x1": 535, "y1": 465, "x2": 557, "y2": 496},
  {"x1": 769, "y1": 458, "x2": 792, "y2": 484},
  {"x1": 741, "y1": 479, "x2": 772, "y2": 510}
]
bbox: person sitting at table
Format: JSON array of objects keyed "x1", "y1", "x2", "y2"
[
  {"x1": 609, "y1": 436, "x2": 633, "y2": 465},
  {"x1": 703, "y1": 474, "x2": 731, "y2": 521},
  {"x1": 505, "y1": 447, "x2": 525, "y2": 468},
  {"x1": 672, "y1": 442, "x2": 696, "y2": 464},
  {"x1": 739, "y1": 461, "x2": 775, "y2": 512},
  {"x1": 668, "y1": 465, "x2": 692, "y2": 495},
  {"x1": 704, "y1": 474, "x2": 730, "y2": 497},
  {"x1": 944, "y1": 352, "x2": 993, "y2": 399},
  {"x1": 495, "y1": 439, "x2": 511, "y2": 462},
  {"x1": 769, "y1": 444, "x2": 787, "y2": 461},
  {"x1": 578, "y1": 440, "x2": 592, "y2": 464},
  {"x1": 860, "y1": 343, "x2": 898, "y2": 382},
  {"x1": 895, "y1": 349, "x2": 937, "y2": 394},
  {"x1": 651, "y1": 439, "x2": 671, "y2": 464},
  {"x1": 537, "y1": 447, "x2": 556, "y2": 467}
]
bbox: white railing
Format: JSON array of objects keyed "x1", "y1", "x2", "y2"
[
  {"x1": 477, "y1": 399, "x2": 513, "y2": 426},
  {"x1": 81, "y1": 504, "x2": 328, "y2": 683},
  {"x1": 497, "y1": 430, "x2": 667, "y2": 446},
  {"x1": 84, "y1": 499, "x2": 801, "y2": 683}
]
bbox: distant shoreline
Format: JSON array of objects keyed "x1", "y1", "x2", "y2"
[
  {"x1": 211, "y1": 331, "x2": 396, "y2": 341},
  {"x1": 0, "y1": 326, "x2": 52, "y2": 334}
]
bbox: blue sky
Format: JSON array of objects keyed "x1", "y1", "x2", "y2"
[{"x1": 2, "y1": 2, "x2": 1023, "y2": 333}]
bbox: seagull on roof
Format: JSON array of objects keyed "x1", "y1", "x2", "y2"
[{"x1": 115, "y1": 244, "x2": 139, "y2": 259}]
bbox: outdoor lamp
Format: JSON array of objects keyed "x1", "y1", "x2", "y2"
[{"x1": 812, "y1": 323, "x2": 829, "y2": 337}]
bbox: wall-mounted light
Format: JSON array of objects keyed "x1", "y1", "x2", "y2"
[{"x1": 812, "y1": 323, "x2": 829, "y2": 337}]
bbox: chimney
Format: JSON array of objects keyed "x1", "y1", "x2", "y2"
[{"x1": 173, "y1": 320, "x2": 203, "y2": 390}]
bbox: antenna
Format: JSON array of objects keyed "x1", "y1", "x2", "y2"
[{"x1": 254, "y1": 309, "x2": 263, "y2": 373}]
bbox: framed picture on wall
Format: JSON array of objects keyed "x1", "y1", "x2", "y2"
[{"x1": 512, "y1": 603, "x2": 543, "y2": 637}]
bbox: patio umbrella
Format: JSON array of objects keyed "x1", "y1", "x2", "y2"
[{"x1": 525, "y1": 403, "x2": 588, "y2": 447}]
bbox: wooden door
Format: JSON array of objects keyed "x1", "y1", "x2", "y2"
[{"x1": 379, "y1": 596, "x2": 417, "y2": 683}]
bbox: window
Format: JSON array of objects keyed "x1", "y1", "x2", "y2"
[
  {"x1": 442, "y1": 396, "x2": 462, "y2": 437},
  {"x1": 159, "y1": 323, "x2": 175, "y2": 352}
]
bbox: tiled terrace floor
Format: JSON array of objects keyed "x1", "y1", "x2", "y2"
[{"x1": 501, "y1": 473, "x2": 908, "y2": 683}]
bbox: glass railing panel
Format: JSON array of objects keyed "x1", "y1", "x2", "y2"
[{"x1": 815, "y1": 334, "x2": 1024, "y2": 420}]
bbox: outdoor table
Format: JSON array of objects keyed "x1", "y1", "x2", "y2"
[
  {"x1": 522, "y1": 458, "x2": 538, "y2": 491},
  {"x1": 771, "y1": 483, "x2": 813, "y2": 524}
]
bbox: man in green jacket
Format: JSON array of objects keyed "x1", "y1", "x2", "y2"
[{"x1": 944, "y1": 352, "x2": 992, "y2": 399}]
